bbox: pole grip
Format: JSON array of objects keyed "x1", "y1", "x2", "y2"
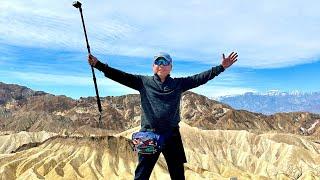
[{"x1": 91, "y1": 66, "x2": 102, "y2": 112}]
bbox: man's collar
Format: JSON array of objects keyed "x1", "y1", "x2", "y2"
[{"x1": 153, "y1": 73, "x2": 171, "y2": 82}]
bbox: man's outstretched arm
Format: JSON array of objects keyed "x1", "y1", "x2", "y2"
[
  {"x1": 88, "y1": 54, "x2": 143, "y2": 91},
  {"x1": 180, "y1": 52, "x2": 238, "y2": 92}
]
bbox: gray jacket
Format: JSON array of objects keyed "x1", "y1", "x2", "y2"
[{"x1": 95, "y1": 61, "x2": 224, "y2": 133}]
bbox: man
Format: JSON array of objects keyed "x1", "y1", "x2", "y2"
[{"x1": 88, "y1": 52, "x2": 238, "y2": 180}]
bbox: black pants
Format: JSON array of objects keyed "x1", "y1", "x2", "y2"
[{"x1": 134, "y1": 129, "x2": 187, "y2": 180}]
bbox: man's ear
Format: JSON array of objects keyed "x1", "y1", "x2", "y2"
[{"x1": 152, "y1": 64, "x2": 156, "y2": 73}]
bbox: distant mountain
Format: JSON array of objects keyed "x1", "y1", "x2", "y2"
[
  {"x1": 1, "y1": 82, "x2": 320, "y2": 137},
  {"x1": 218, "y1": 91, "x2": 320, "y2": 115},
  {"x1": 0, "y1": 82, "x2": 47, "y2": 104},
  {"x1": 1, "y1": 82, "x2": 320, "y2": 179}
]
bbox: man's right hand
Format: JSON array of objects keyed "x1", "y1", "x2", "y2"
[{"x1": 88, "y1": 54, "x2": 98, "y2": 67}]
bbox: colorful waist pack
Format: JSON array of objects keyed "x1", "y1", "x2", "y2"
[{"x1": 131, "y1": 131, "x2": 165, "y2": 155}]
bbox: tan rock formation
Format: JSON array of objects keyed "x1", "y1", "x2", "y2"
[
  {"x1": 0, "y1": 131, "x2": 57, "y2": 154},
  {"x1": 1, "y1": 122, "x2": 319, "y2": 179}
]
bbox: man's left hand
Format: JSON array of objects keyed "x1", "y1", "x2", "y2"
[{"x1": 221, "y1": 52, "x2": 238, "y2": 69}]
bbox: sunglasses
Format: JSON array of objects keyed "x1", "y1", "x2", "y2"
[{"x1": 154, "y1": 58, "x2": 171, "y2": 66}]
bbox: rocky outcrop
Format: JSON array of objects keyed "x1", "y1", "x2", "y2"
[
  {"x1": 0, "y1": 131, "x2": 57, "y2": 154},
  {"x1": 1, "y1": 82, "x2": 320, "y2": 137},
  {"x1": 180, "y1": 92, "x2": 320, "y2": 137},
  {"x1": 0, "y1": 82, "x2": 46, "y2": 105},
  {"x1": 1, "y1": 123, "x2": 319, "y2": 179}
]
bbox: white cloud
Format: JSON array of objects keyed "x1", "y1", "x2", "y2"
[
  {"x1": 0, "y1": 70, "x2": 137, "y2": 94},
  {"x1": 9, "y1": 71, "x2": 106, "y2": 86},
  {"x1": 173, "y1": 69, "x2": 252, "y2": 88},
  {"x1": 192, "y1": 85, "x2": 257, "y2": 99},
  {"x1": 1, "y1": 0, "x2": 320, "y2": 68},
  {"x1": 1, "y1": 70, "x2": 255, "y2": 98}
]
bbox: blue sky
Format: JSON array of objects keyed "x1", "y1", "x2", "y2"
[{"x1": 1, "y1": 0, "x2": 320, "y2": 99}]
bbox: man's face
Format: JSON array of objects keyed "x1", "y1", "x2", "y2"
[{"x1": 152, "y1": 58, "x2": 172, "y2": 78}]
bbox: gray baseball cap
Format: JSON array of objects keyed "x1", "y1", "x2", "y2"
[{"x1": 153, "y1": 52, "x2": 172, "y2": 63}]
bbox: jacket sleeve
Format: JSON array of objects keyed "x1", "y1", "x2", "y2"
[
  {"x1": 179, "y1": 65, "x2": 225, "y2": 92},
  {"x1": 94, "y1": 61, "x2": 143, "y2": 91}
]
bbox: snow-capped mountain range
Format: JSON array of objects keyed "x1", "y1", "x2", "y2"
[{"x1": 217, "y1": 90, "x2": 320, "y2": 115}]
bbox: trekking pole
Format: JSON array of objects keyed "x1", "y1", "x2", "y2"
[{"x1": 73, "y1": 1, "x2": 103, "y2": 128}]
